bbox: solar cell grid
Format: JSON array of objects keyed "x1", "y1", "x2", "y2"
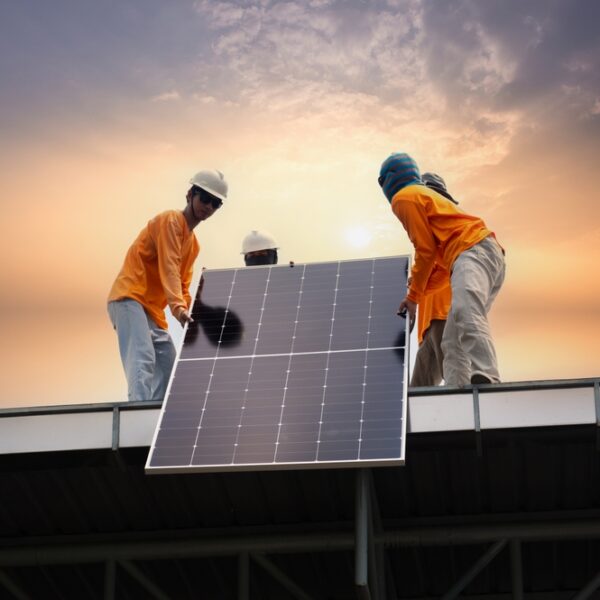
[{"x1": 147, "y1": 256, "x2": 409, "y2": 473}]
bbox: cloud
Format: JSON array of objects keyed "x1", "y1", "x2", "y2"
[
  {"x1": 151, "y1": 90, "x2": 181, "y2": 102},
  {"x1": 194, "y1": 1, "x2": 426, "y2": 100},
  {"x1": 186, "y1": 1, "x2": 519, "y2": 173}
]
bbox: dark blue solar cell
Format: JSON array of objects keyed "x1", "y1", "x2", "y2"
[{"x1": 275, "y1": 353, "x2": 328, "y2": 463}]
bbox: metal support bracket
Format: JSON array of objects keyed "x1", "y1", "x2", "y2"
[
  {"x1": 111, "y1": 407, "x2": 120, "y2": 452},
  {"x1": 441, "y1": 539, "x2": 507, "y2": 600},
  {"x1": 251, "y1": 553, "x2": 314, "y2": 600},
  {"x1": 594, "y1": 380, "x2": 600, "y2": 426},
  {"x1": 593, "y1": 380, "x2": 600, "y2": 451},
  {"x1": 119, "y1": 560, "x2": 170, "y2": 600},
  {"x1": 0, "y1": 569, "x2": 31, "y2": 600},
  {"x1": 572, "y1": 568, "x2": 600, "y2": 600},
  {"x1": 472, "y1": 386, "x2": 483, "y2": 457}
]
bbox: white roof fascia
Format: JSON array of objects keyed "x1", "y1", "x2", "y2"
[{"x1": 0, "y1": 379, "x2": 597, "y2": 454}]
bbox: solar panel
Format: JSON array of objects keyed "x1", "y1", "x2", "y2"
[{"x1": 146, "y1": 256, "x2": 410, "y2": 473}]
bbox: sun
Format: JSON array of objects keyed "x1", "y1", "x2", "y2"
[{"x1": 344, "y1": 226, "x2": 372, "y2": 249}]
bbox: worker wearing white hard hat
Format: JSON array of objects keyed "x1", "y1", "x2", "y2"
[
  {"x1": 108, "y1": 169, "x2": 228, "y2": 402},
  {"x1": 241, "y1": 230, "x2": 279, "y2": 266}
]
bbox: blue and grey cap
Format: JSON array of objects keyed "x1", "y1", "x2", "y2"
[
  {"x1": 422, "y1": 171, "x2": 458, "y2": 204},
  {"x1": 422, "y1": 172, "x2": 446, "y2": 191},
  {"x1": 378, "y1": 153, "x2": 422, "y2": 203}
]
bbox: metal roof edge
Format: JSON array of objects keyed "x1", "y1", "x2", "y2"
[{"x1": 0, "y1": 377, "x2": 597, "y2": 455}]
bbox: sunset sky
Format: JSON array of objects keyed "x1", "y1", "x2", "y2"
[{"x1": 0, "y1": 0, "x2": 598, "y2": 407}]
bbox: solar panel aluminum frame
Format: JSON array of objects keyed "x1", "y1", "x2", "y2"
[{"x1": 146, "y1": 256, "x2": 410, "y2": 474}]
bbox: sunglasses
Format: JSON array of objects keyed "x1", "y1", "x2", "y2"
[
  {"x1": 199, "y1": 194, "x2": 223, "y2": 210},
  {"x1": 192, "y1": 185, "x2": 223, "y2": 209}
]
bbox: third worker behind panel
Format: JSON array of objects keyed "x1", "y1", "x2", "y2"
[
  {"x1": 410, "y1": 172, "x2": 457, "y2": 387},
  {"x1": 242, "y1": 230, "x2": 279, "y2": 266}
]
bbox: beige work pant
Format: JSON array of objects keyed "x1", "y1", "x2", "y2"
[
  {"x1": 441, "y1": 236, "x2": 505, "y2": 387},
  {"x1": 410, "y1": 319, "x2": 446, "y2": 387}
]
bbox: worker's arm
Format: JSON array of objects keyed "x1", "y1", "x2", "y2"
[
  {"x1": 392, "y1": 196, "x2": 437, "y2": 304},
  {"x1": 182, "y1": 264, "x2": 193, "y2": 312},
  {"x1": 156, "y1": 215, "x2": 193, "y2": 326}
]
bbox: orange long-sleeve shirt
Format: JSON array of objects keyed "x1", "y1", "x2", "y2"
[
  {"x1": 108, "y1": 210, "x2": 200, "y2": 329},
  {"x1": 417, "y1": 285, "x2": 452, "y2": 344},
  {"x1": 391, "y1": 184, "x2": 493, "y2": 304}
]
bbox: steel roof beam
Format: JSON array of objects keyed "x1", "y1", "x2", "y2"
[{"x1": 1, "y1": 518, "x2": 600, "y2": 566}]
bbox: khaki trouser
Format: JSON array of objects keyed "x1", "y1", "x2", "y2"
[
  {"x1": 410, "y1": 319, "x2": 446, "y2": 387},
  {"x1": 441, "y1": 236, "x2": 505, "y2": 387}
]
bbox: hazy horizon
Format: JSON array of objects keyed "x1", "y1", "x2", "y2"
[{"x1": 1, "y1": 0, "x2": 598, "y2": 407}]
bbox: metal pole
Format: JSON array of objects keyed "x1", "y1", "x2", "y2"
[
  {"x1": 594, "y1": 380, "x2": 600, "y2": 426},
  {"x1": 510, "y1": 540, "x2": 523, "y2": 600},
  {"x1": 367, "y1": 471, "x2": 387, "y2": 600},
  {"x1": 104, "y1": 560, "x2": 116, "y2": 600},
  {"x1": 251, "y1": 553, "x2": 314, "y2": 600},
  {"x1": 441, "y1": 539, "x2": 507, "y2": 600},
  {"x1": 355, "y1": 469, "x2": 371, "y2": 600},
  {"x1": 0, "y1": 569, "x2": 31, "y2": 600},
  {"x1": 367, "y1": 510, "x2": 379, "y2": 600},
  {"x1": 572, "y1": 569, "x2": 600, "y2": 600},
  {"x1": 472, "y1": 386, "x2": 483, "y2": 456},
  {"x1": 119, "y1": 560, "x2": 170, "y2": 600},
  {"x1": 238, "y1": 552, "x2": 249, "y2": 600}
]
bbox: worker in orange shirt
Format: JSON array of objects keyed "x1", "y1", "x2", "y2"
[
  {"x1": 410, "y1": 172, "x2": 457, "y2": 387},
  {"x1": 107, "y1": 170, "x2": 228, "y2": 401},
  {"x1": 378, "y1": 153, "x2": 505, "y2": 387}
]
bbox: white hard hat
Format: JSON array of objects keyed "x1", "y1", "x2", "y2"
[
  {"x1": 241, "y1": 230, "x2": 278, "y2": 254},
  {"x1": 189, "y1": 170, "x2": 228, "y2": 201}
]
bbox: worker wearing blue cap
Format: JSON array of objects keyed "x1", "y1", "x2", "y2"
[{"x1": 378, "y1": 153, "x2": 505, "y2": 387}]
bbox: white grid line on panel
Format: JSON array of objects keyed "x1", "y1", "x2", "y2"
[
  {"x1": 273, "y1": 263, "x2": 307, "y2": 462},
  {"x1": 189, "y1": 269, "x2": 239, "y2": 466},
  {"x1": 357, "y1": 260, "x2": 376, "y2": 458},
  {"x1": 178, "y1": 345, "x2": 405, "y2": 362},
  {"x1": 315, "y1": 261, "x2": 341, "y2": 461},
  {"x1": 232, "y1": 267, "x2": 273, "y2": 463}
]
